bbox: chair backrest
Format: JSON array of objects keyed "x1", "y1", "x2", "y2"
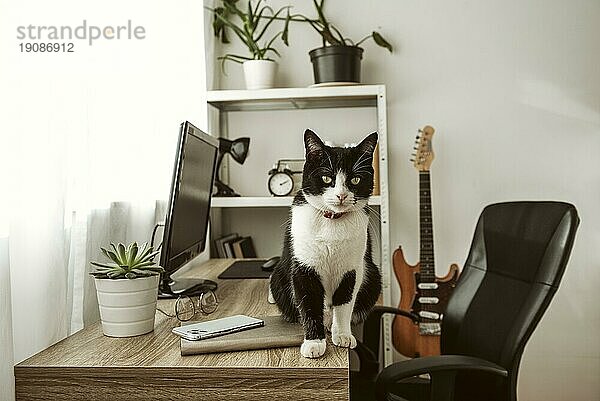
[{"x1": 441, "y1": 202, "x2": 579, "y2": 400}]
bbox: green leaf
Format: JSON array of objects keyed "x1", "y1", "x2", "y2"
[
  {"x1": 252, "y1": 0, "x2": 264, "y2": 18},
  {"x1": 254, "y1": 6, "x2": 289, "y2": 44},
  {"x1": 128, "y1": 242, "x2": 139, "y2": 266},
  {"x1": 220, "y1": 27, "x2": 230, "y2": 44},
  {"x1": 136, "y1": 243, "x2": 154, "y2": 263},
  {"x1": 110, "y1": 243, "x2": 123, "y2": 264},
  {"x1": 117, "y1": 243, "x2": 127, "y2": 263},
  {"x1": 124, "y1": 272, "x2": 137, "y2": 279},
  {"x1": 107, "y1": 271, "x2": 124, "y2": 279},
  {"x1": 219, "y1": 54, "x2": 253, "y2": 61},
  {"x1": 313, "y1": 0, "x2": 327, "y2": 25},
  {"x1": 132, "y1": 261, "x2": 159, "y2": 269},
  {"x1": 222, "y1": 0, "x2": 243, "y2": 18},
  {"x1": 282, "y1": 9, "x2": 290, "y2": 46},
  {"x1": 146, "y1": 249, "x2": 161, "y2": 262},
  {"x1": 101, "y1": 247, "x2": 121, "y2": 264},
  {"x1": 372, "y1": 31, "x2": 393, "y2": 52},
  {"x1": 262, "y1": 46, "x2": 281, "y2": 57},
  {"x1": 247, "y1": 0, "x2": 253, "y2": 25},
  {"x1": 214, "y1": 11, "x2": 257, "y2": 53},
  {"x1": 131, "y1": 269, "x2": 154, "y2": 277},
  {"x1": 212, "y1": 7, "x2": 230, "y2": 44},
  {"x1": 132, "y1": 242, "x2": 148, "y2": 265},
  {"x1": 91, "y1": 261, "x2": 120, "y2": 269}
]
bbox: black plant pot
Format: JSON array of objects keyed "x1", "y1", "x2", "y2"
[{"x1": 309, "y1": 46, "x2": 364, "y2": 84}]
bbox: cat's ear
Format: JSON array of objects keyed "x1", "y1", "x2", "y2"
[
  {"x1": 356, "y1": 132, "x2": 378, "y2": 155},
  {"x1": 304, "y1": 129, "x2": 325, "y2": 157}
]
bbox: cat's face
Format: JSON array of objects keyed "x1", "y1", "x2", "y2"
[{"x1": 301, "y1": 129, "x2": 378, "y2": 214}]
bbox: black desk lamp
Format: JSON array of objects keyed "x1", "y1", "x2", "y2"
[{"x1": 214, "y1": 137, "x2": 250, "y2": 197}]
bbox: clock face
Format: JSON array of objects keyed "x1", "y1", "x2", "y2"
[{"x1": 268, "y1": 172, "x2": 294, "y2": 196}]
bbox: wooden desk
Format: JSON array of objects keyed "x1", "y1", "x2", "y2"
[{"x1": 15, "y1": 259, "x2": 349, "y2": 401}]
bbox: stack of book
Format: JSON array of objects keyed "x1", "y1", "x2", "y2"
[{"x1": 214, "y1": 233, "x2": 257, "y2": 258}]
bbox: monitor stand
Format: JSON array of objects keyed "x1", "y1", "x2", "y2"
[{"x1": 158, "y1": 277, "x2": 218, "y2": 299}]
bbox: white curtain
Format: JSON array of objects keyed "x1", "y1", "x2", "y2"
[{"x1": 0, "y1": 1, "x2": 211, "y2": 399}]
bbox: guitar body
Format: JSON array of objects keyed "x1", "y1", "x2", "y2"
[{"x1": 392, "y1": 246, "x2": 459, "y2": 358}]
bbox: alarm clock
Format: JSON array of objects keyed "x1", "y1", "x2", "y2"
[{"x1": 268, "y1": 167, "x2": 294, "y2": 197}]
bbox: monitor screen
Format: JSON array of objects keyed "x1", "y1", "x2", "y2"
[{"x1": 160, "y1": 121, "x2": 218, "y2": 275}]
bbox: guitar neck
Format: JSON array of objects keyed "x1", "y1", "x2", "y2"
[{"x1": 419, "y1": 171, "x2": 435, "y2": 281}]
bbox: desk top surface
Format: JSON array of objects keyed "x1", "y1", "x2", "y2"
[{"x1": 17, "y1": 259, "x2": 348, "y2": 371}]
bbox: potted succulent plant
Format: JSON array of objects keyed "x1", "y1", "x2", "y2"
[
  {"x1": 289, "y1": 0, "x2": 393, "y2": 85},
  {"x1": 210, "y1": 0, "x2": 291, "y2": 89},
  {"x1": 90, "y1": 242, "x2": 164, "y2": 337}
]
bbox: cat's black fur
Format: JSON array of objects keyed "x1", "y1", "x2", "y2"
[{"x1": 270, "y1": 130, "x2": 382, "y2": 347}]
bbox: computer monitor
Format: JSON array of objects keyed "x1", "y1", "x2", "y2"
[{"x1": 159, "y1": 121, "x2": 219, "y2": 298}]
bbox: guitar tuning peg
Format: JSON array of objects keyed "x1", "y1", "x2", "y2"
[
  {"x1": 410, "y1": 158, "x2": 415, "y2": 162},
  {"x1": 418, "y1": 129, "x2": 423, "y2": 133},
  {"x1": 413, "y1": 146, "x2": 418, "y2": 150},
  {"x1": 411, "y1": 153, "x2": 416, "y2": 157}
]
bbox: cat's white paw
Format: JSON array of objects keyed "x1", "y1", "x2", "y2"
[
  {"x1": 300, "y1": 339, "x2": 326, "y2": 358},
  {"x1": 332, "y1": 332, "x2": 357, "y2": 349}
]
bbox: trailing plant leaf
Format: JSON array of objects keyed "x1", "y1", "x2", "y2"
[
  {"x1": 90, "y1": 242, "x2": 164, "y2": 280},
  {"x1": 282, "y1": 9, "x2": 290, "y2": 46},
  {"x1": 372, "y1": 31, "x2": 393, "y2": 52}
]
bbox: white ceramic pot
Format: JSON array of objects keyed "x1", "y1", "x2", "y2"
[
  {"x1": 94, "y1": 275, "x2": 160, "y2": 337},
  {"x1": 242, "y1": 60, "x2": 277, "y2": 90}
]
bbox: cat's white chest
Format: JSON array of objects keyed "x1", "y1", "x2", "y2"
[{"x1": 291, "y1": 204, "x2": 368, "y2": 270}]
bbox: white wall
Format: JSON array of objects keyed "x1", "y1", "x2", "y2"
[
  {"x1": 214, "y1": 1, "x2": 600, "y2": 399},
  {"x1": 1, "y1": 0, "x2": 207, "y2": 378},
  {"x1": 0, "y1": 238, "x2": 15, "y2": 401}
]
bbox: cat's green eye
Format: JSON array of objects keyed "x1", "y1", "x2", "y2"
[
  {"x1": 322, "y1": 176, "x2": 332, "y2": 184},
  {"x1": 351, "y1": 177, "x2": 361, "y2": 185}
]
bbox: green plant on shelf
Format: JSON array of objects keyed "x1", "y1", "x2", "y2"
[
  {"x1": 209, "y1": 0, "x2": 291, "y2": 69},
  {"x1": 90, "y1": 242, "x2": 164, "y2": 279},
  {"x1": 287, "y1": 0, "x2": 393, "y2": 51}
]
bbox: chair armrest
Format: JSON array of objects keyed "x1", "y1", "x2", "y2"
[
  {"x1": 363, "y1": 306, "x2": 418, "y2": 359},
  {"x1": 375, "y1": 355, "x2": 508, "y2": 401},
  {"x1": 354, "y1": 306, "x2": 418, "y2": 379}
]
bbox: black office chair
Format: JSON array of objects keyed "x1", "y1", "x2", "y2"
[{"x1": 352, "y1": 201, "x2": 579, "y2": 401}]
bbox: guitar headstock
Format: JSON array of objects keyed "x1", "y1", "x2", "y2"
[{"x1": 411, "y1": 125, "x2": 435, "y2": 171}]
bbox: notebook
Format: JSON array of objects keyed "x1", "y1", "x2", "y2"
[{"x1": 180, "y1": 315, "x2": 303, "y2": 356}]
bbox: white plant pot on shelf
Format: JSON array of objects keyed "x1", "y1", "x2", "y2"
[
  {"x1": 94, "y1": 275, "x2": 160, "y2": 338},
  {"x1": 243, "y1": 60, "x2": 277, "y2": 90}
]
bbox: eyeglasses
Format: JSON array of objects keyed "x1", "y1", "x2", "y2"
[{"x1": 156, "y1": 290, "x2": 218, "y2": 322}]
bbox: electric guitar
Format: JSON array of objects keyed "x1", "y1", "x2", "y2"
[{"x1": 392, "y1": 125, "x2": 460, "y2": 358}]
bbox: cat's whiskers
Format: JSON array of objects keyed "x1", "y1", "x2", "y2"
[
  {"x1": 364, "y1": 204, "x2": 382, "y2": 219},
  {"x1": 280, "y1": 216, "x2": 292, "y2": 229},
  {"x1": 352, "y1": 168, "x2": 373, "y2": 177},
  {"x1": 325, "y1": 151, "x2": 334, "y2": 173},
  {"x1": 352, "y1": 160, "x2": 372, "y2": 173},
  {"x1": 308, "y1": 167, "x2": 334, "y2": 179},
  {"x1": 352, "y1": 151, "x2": 370, "y2": 171}
]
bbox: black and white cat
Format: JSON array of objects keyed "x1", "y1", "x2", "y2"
[{"x1": 270, "y1": 129, "x2": 382, "y2": 358}]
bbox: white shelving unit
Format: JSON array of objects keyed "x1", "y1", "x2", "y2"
[{"x1": 207, "y1": 85, "x2": 393, "y2": 366}]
